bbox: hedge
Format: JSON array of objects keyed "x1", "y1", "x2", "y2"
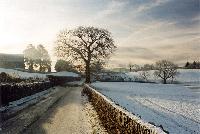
[
  {"x1": 0, "y1": 81, "x2": 52, "y2": 107},
  {"x1": 47, "y1": 75, "x2": 81, "y2": 86}
]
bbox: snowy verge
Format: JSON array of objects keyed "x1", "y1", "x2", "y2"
[
  {"x1": 0, "y1": 87, "x2": 57, "y2": 121},
  {"x1": 0, "y1": 86, "x2": 68, "y2": 134},
  {"x1": 82, "y1": 94, "x2": 108, "y2": 134}
]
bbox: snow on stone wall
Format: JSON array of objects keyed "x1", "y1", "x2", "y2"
[{"x1": 82, "y1": 84, "x2": 166, "y2": 134}]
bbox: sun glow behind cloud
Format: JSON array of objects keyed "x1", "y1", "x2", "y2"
[{"x1": 0, "y1": 0, "x2": 199, "y2": 67}]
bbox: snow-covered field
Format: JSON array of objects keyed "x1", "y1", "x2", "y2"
[
  {"x1": 0, "y1": 68, "x2": 79, "y2": 79},
  {"x1": 176, "y1": 69, "x2": 200, "y2": 83},
  {"x1": 126, "y1": 69, "x2": 200, "y2": 84},
  {"x1": 49, "y1": 71, "x2": 79, "y2": 77},
  {"x1": 91, "y1": 82, "x2": 200, "y2": 134},
  {"x1": 0, "y1": 68, "x2": 47, "y2": 79}
]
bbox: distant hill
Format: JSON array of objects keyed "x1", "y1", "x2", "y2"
[
  {"x1": 0, "y1": 53, "x2": 24, "y2": 69},
  {"x1": 110, "y1": 67, "x2": 129, "y2": 72}
]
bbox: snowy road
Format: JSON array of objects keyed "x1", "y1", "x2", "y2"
[{"x1": 23, "y1": 86, "x2": 106, "y2": 134}]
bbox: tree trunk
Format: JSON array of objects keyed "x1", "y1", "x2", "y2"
[
  {"x1": 30, "y1": 61, "x2": 33, "y2": 72},
  {"x1": 39, "y1": 61, "x2": 42, "y2": 72},
  {"x1": 48, "y1": 67, "x2": 51, "y2": 72},
  {"x1": 163, "y1": 71, "x2": 167, "y2": 84},
  {"x1": 163, "y1": 78, "x2": 167, "y2": 84},
  {"x1": 85, "y1": 61, "x2": 91, "y2": 83}
]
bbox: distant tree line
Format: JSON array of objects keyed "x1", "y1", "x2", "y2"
[
  {"x1": 0, "y1": 53, "x2": 24, "y2": 69},
  {"x1": 54, "y1": 59, "x2": 105, "y2": 76},
  {"x1": 55, "y1": 59, "x2": 78, "y2": 73},
  {"x1": 184, "y1": 61, "x2": 200, "y2": 69},
  {"x1": 129, "y1": 63, "x2": 155, "y2": 72},
  {"x1": 129, "y1": 60, "x2": 178, "y2": 84}
]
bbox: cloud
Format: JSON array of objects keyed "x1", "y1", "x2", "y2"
[
  {"x1": 145, "y1": 0, "x2": 200, "y2": 27},
  {"x1": 95, "y1": 1, "x2": 127, "y2": 18},
  {"x1": 108, "y1": 41, "x2": 200, "y2": 67},
  {"x1": 0, "y1": 0, "x2": 199, "y2": 68},
  {"x1": 109, "y1": 46, "x2": 160, "y2": 65},
  {"x1": 129, "y1": 0, "x2": 170, "y2": 14}
]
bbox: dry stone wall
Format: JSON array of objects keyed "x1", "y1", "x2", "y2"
[{"x1": 82, "y1": 84, "x2": 166, "y2": 134}]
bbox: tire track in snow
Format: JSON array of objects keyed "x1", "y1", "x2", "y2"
[
  {"x1": 127, "y1": 96, "x2": 199, "y2": 134},
  {"x1": 143, "y1": 98, "x2": 200, "y2": 124}
]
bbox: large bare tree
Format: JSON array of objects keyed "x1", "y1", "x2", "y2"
[
  {"x1": 55, "y1": 26, "x2": 116, "y2": 83},
  {"x1": 154, "y1": 60, "x2": 178, "y2": 84}
]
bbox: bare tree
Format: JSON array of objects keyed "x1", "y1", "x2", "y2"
[
  {"x1": 139, "y1": 70, "x2": 150, "y2": 82},
  {"x1": 23, "y1": 44, "x2": 38, "y2": 72},
  {"x1": 90, "y1": 61, "x2": 105, "y2": 74},
  {"x1": 128, "y1": 63, "x2": 134, "y2": 72},
  {"x1": 36, "y1": 45, "x2": 51, "y2": 72},
  {"x1": 24, "y1": 44, "x2": 51, "y2": 72},
  {"x1": 55, "y1": 26, "x2": 116, "y2": 83},
  {"x1": 55, "y1": 59, "x2": 77, "y2": 72},
  {"x1": 154, "y1": 60, "x2": 178, "y2": 84},
  {"x1": 138, "y1": 64, "x2": 152, "y2": 82},
  {"x1": 132, "y1": 64, "x2": 141, "y2": 72},
  {"x1": 142, "y1": 64, "x2": 154, "y2": 70}
]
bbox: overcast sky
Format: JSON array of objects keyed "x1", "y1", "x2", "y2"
[{"x1": 0, "y1": 0, "x2": 199, "y2": 68}]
